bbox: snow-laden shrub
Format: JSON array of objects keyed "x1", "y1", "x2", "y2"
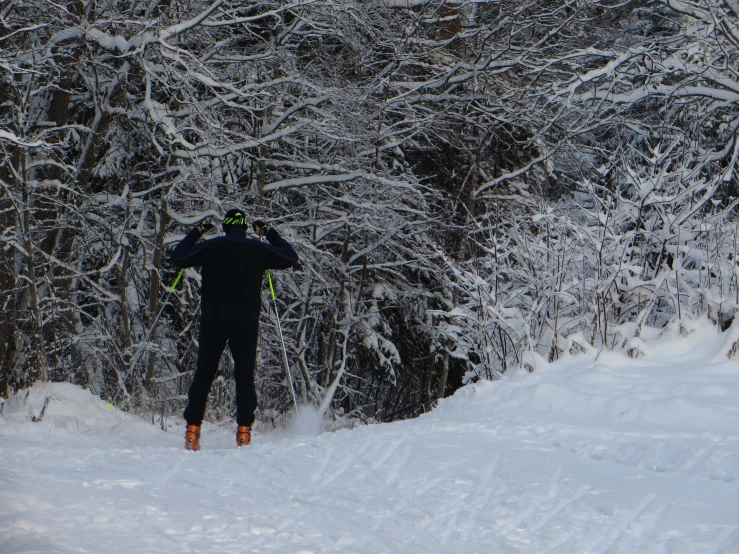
[{"x1": 435, "y1": 140, "x2": 739, "y2": 378}]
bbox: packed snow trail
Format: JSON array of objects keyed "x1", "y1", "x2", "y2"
[{"x1": 1, "y1": 319, "x2": 738, "y2": 553}]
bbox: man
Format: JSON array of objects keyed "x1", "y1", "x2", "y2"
[{"x1": 170, "y1": 209, "x2": 298, "y2": 450}]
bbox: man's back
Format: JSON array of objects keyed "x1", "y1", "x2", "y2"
[{"x1": 170, "y1": 226, "x2": 298, "y2": 324}]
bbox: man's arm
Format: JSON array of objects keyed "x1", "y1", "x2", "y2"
[
  {"x1": 170, "y1": 226, "x2": 210, "y2": 268},
  {"x1": 263, "y1": 228, "x2": 298, "y2": 270}
]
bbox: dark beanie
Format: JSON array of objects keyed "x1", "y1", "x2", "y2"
[{"x1": 222, "y1": 208, "x2": 248, "y2": 228}]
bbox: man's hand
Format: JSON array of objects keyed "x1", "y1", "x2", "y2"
[
  {"x1": 189, "y1": 221, "x2": 214, "y2": 240},
  {"x1": 253, "y1": 219, "x2": 269, "y2": 237}
]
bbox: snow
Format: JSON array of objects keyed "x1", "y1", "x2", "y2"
[
  {"x1": 1, "y1": 319, "x2": 738, "y2": 553},
  {"x1": 0, "y1": 130, "x2": 49, "y2": 149}
]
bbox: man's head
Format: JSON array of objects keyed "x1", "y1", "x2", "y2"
[{"x1": 222, "y1": 208, "x2": 248, "y2": 232}]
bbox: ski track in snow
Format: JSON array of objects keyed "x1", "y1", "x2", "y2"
[{"x1": 1, "y1": 321, "x2": 739, "y2": 553}]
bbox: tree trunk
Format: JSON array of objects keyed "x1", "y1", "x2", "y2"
[
  {"x1": 20, "y1": 153, "x2": 48, "y2": 381},
  {"x1": 437, "y1": 338, "x2": 452, "y2": 402},
  {"x1": 437, "y1": 141, "x2": 483, "y2": 400},
  {"x1": 145, "y1": 200, "x2": 169, "y2": 395}
]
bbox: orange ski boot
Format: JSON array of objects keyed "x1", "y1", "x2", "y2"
[
  {"x1": 185, "y1": 424, "x2": 201, "y2": 451},
  {"x1": 236, "y1": 425, "x2": 251, "y2": 447}
]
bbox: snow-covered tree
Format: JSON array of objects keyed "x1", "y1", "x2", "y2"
[{"x1": 8, "y1": 0, "x2": 734, "y2": 426}]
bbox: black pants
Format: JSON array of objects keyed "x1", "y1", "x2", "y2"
[{"x1": 184, "y1": 317, "x2": 259, "y2": 427}]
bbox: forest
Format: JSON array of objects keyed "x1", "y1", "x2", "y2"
[{"x1": 2, "y1": 0, "x2": 739, "y2": 426}]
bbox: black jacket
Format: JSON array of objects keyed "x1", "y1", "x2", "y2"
[{"x1": 170, "y1": 227, "x2": 298, "y2": 324}]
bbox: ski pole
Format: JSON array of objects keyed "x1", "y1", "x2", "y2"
[
  {"x1": 114, "y1": 268, "x2": 185, "y2": 402},
  {"x1": 267, "y1": 269, "x2": 300, "y2": 411}
]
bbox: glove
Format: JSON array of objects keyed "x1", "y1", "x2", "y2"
[
  {"x1": 252, "y1": 219, "x2": 269, "y2": 237},
  {"x1": 188, "y1": 221, "x2": 214, "y2": 240}
]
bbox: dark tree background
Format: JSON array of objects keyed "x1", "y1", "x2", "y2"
[{"x1": 3, "y1": 0, "x2": 739, "y2": 427}]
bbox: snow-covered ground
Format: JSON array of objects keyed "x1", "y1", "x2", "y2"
[{"x1": 1, "y1": 318, "x2": 738, "y2": 553}]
